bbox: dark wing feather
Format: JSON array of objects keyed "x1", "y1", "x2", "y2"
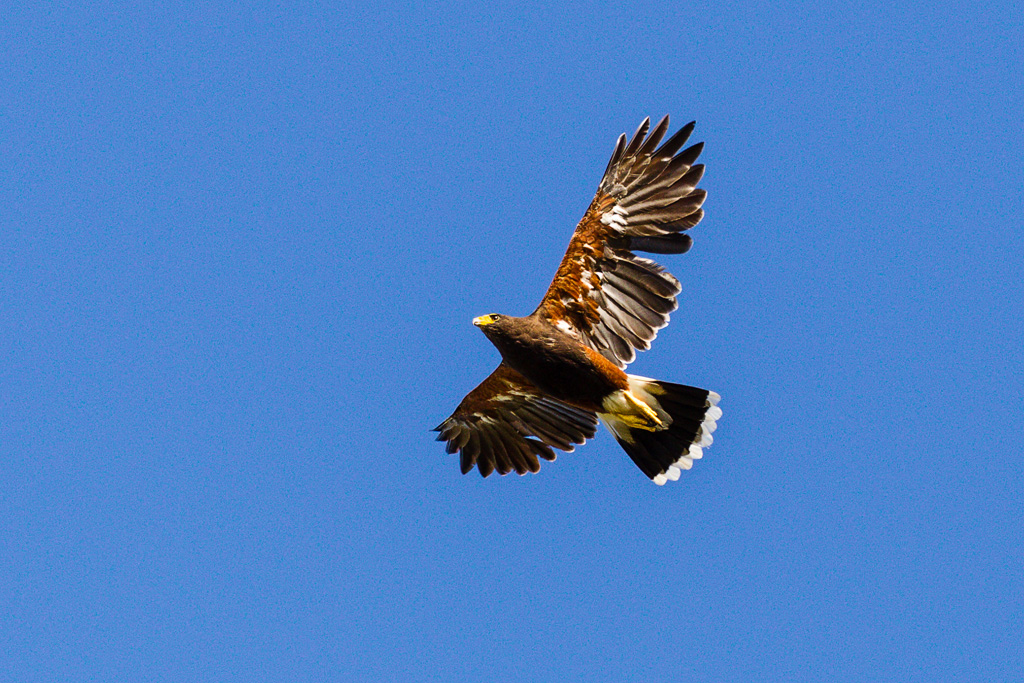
[
  {"x1": 434, "y1": 363, "x2": 598, "y2": 478},
  {"x1": 535, "y1": 116, "x2": 707, "y2": 368}
]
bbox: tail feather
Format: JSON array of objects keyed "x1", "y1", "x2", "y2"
[{"x1": 600, "y1": 376, "x2": 721, "y2": 485}]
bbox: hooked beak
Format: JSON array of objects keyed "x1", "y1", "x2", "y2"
[{"x1": 473, "y1": 314, "x2": 497, "y2": 327}]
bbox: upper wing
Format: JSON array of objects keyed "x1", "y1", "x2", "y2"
[
  {"x1": 535, "y1": 116, "x2": 707, "y2": 368},
  {"x1": 434, "y1": 363, "x2": 598, "y2": 477}
]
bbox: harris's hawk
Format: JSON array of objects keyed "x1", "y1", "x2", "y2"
[{"x1": 434, "y1": 116, "x2": 722, "y2": 485}]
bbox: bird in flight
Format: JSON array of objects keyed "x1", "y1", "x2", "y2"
[{"x1": 434, "y1": 116, "x2": 721, "y2": 485}]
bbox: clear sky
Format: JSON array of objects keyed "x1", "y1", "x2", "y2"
[{"x1": 2, "y1": 2, "x2": 1022, "y2": 681}]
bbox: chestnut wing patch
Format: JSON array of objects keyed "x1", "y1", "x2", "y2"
[
  {"x1": 434, "y1": 363, "x2": 598, "y2": 477},
  {"x1": 536, "y1": 116, "x2": 707, "y2": 368}
]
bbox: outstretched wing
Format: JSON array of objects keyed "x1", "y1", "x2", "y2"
[
  {"x1": 535, "y1": 116, "x2": 707, "y2": 368},
  {"x1": 434, "y1": 363, "x2": 598, "y2": 477}
]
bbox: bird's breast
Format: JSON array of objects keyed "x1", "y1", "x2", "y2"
[{"x1": 492, "y1": 331, "x2": 625, "y2": 410}]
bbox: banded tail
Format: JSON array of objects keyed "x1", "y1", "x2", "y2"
[{"x1": 599, "y1": 376, "x2": 721, "y2": 485}]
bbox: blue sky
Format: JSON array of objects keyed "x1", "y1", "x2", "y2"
[{"x1": 2, "y1": 1, "x2": 1022, "y2": 680}]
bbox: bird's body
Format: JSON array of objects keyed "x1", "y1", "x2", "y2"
[
  {"x1": 473, "y1": 313, "x2": 627, "y2": 412},
  {"x1": 435, "y1": 116, "x2": 722, "y2": 485}
]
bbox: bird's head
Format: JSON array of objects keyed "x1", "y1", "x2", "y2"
[{"x1": 472, "y1": 313, "x2": 511, "y2": 338}]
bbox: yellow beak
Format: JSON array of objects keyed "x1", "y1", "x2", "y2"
[{"x1": 473, "y1": 314, "x2": 497, "y2": 327}]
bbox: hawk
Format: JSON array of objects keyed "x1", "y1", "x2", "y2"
[{"x1": 434, "y1": 116, "x2": 722, "y2": 485}]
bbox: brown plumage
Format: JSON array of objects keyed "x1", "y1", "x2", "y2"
[{"x1": 434, "y1": 116, "x2": 722, "y2": 485}]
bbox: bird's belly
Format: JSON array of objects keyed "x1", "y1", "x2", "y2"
[{"x1": 500, "y1": 345, "x2": 616, "y2": 411}]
